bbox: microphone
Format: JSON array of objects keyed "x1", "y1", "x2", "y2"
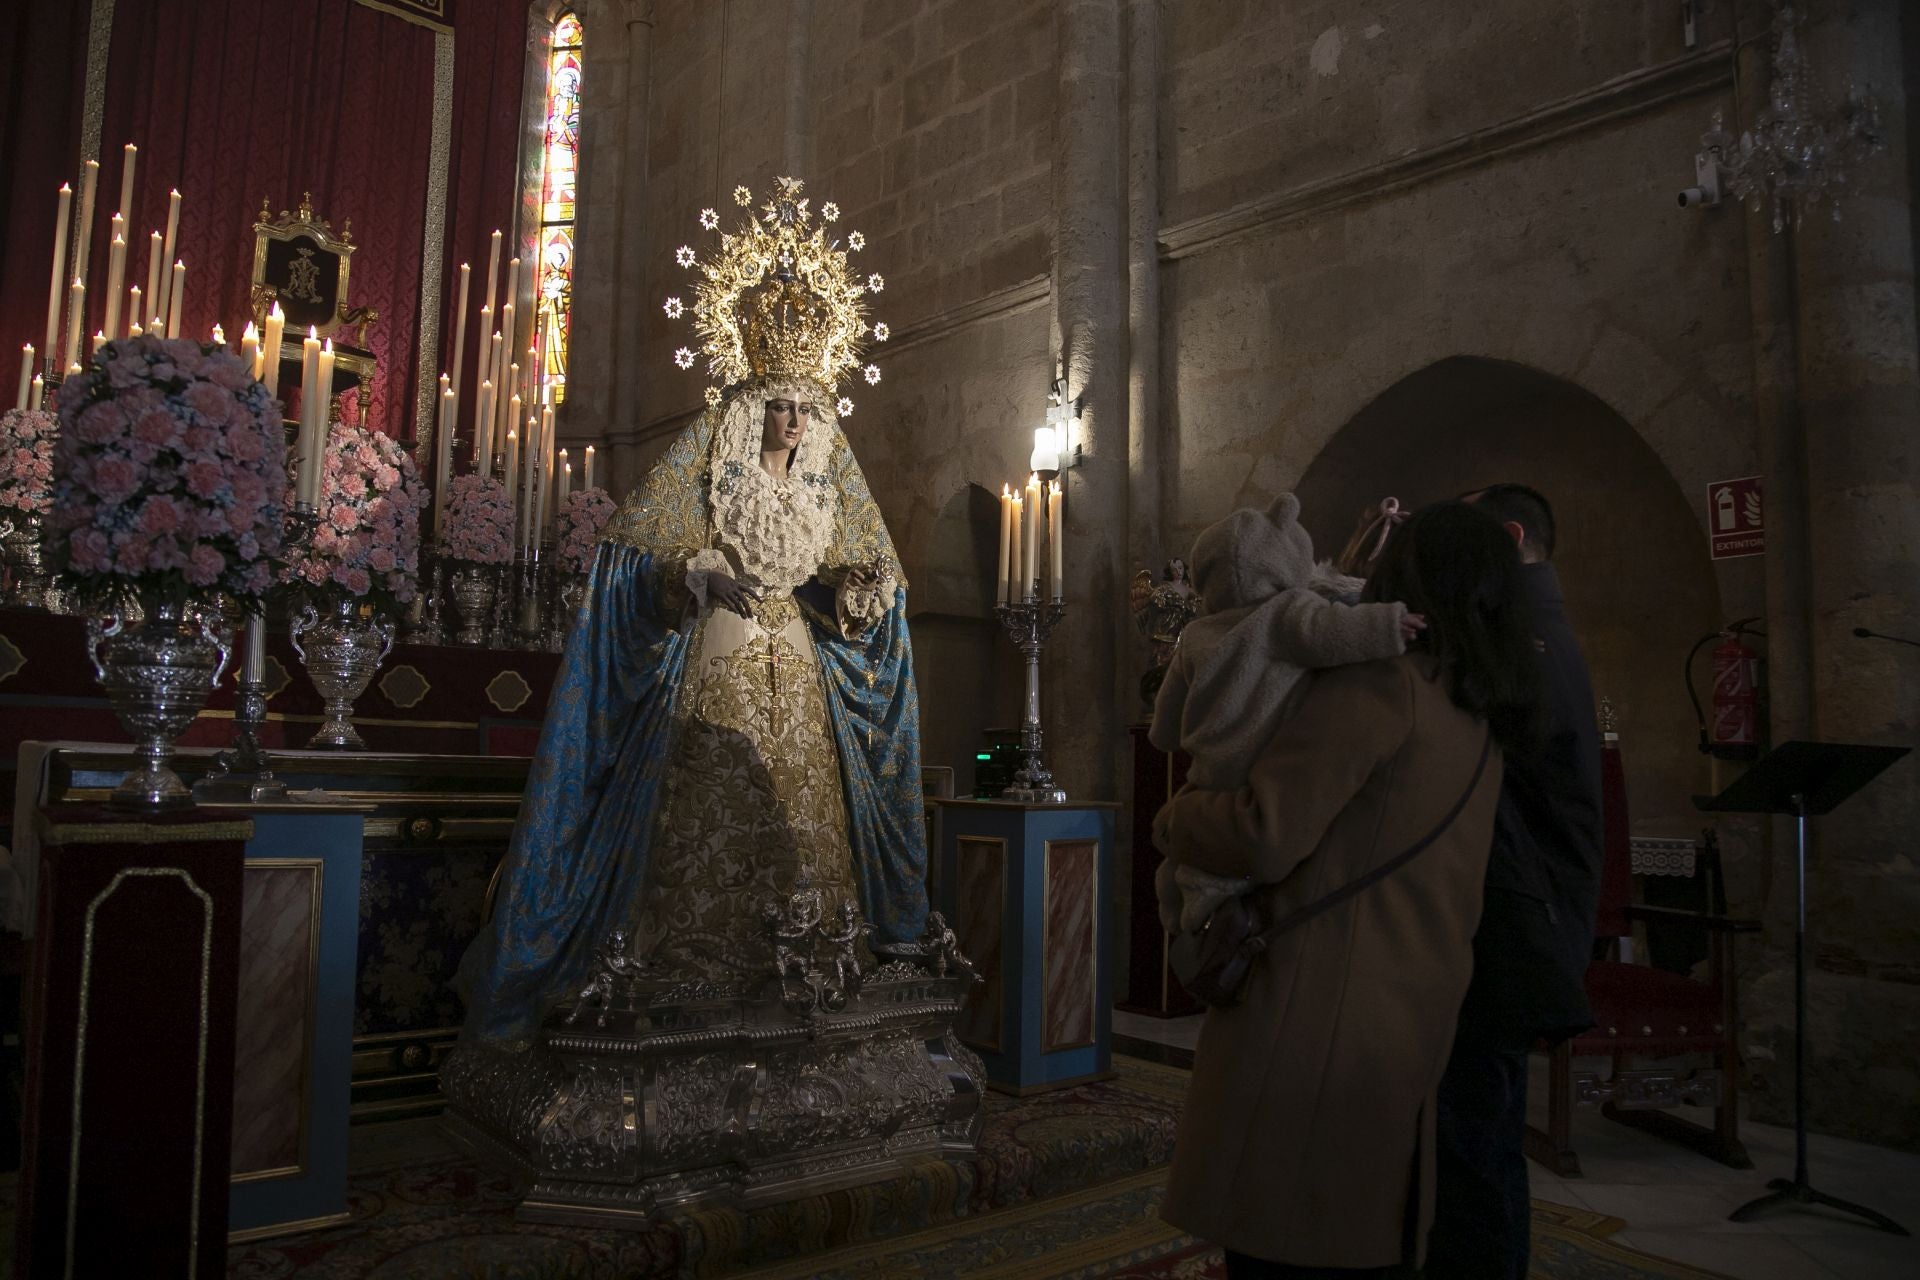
[{"x1": 1854, "y1": 627, "x2": 1920, "y2": 649}]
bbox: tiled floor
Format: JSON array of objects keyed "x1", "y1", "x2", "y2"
[{"x1": 1112, "y1": 1011, "x2": 1920, "y2": 1279}]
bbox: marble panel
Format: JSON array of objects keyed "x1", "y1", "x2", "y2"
[
  {"x1": 954, "y1": 836, "x2": 1004, "y2": 1051},
  {"x1": 231, "y1": 861, "x2": 320, "y2": 1180},
  {"x1": 1043, "y1": 839, "x2": 1097, "y2": 1052}
]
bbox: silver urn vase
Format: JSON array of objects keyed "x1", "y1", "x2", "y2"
[
  {"x1": 85, "y1": 593, "x2": 232, "y2": 810},
  {"x1": 1, "y1": 510, "x2": 51, "y2": 609},
  {"x1": 291, "y1": 593, "x2": 396, "y2": 749},
  {"x1": 449, "y1": 563, "x2": 498, "y2": 647}
]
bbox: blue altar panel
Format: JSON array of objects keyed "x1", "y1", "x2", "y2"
[
  {"x1": 932, "y1": 799, "x2": 1119, "y2": 1093},
  {"x1": 226, "y1": 808, "x2": 366, "y2": 1241}
]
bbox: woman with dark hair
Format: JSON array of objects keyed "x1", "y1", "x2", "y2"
[{"x1": 1152, "y1": 500, "x2": 1541, "y2": 1278}]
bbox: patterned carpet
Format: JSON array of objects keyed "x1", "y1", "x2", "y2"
[{"x1": 224, "y1": 1055, "x2": 1730, "y2": 1279}]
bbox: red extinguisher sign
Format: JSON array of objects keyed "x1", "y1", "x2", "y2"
[{"x1": 1709, "y1": 476, "x2": 1764, "y2": 560}]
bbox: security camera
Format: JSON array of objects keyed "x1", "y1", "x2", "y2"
[{"x1": 1678, "y1": 151, "x2": 1723, "y2": 208}]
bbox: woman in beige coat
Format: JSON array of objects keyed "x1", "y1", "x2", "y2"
[{"x1": 1154, "y1": 501, "x2": 1543, "y2": 1279}]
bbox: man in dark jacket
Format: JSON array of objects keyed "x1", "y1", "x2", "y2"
[{"x1": 1424, "y1": 483, "x2": 1604, "y2": 1280}]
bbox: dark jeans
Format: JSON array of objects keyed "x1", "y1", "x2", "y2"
[
  {"x1": 1424, "y1": 1034, "x2": 1531, "y2": 1280},
  {"x1": 1223, "y1": 1251, "x2": 1411, "y2": 1279}
]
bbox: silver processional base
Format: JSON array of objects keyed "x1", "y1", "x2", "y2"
[{"x1": 440, "y1": 909, "x2": 987, "y2": 1226}]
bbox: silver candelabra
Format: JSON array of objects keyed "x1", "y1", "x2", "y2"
[{"x1": 994, "y1": 595, "x2": 1068, "y2": 803}]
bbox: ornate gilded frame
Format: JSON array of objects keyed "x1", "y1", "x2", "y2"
[{"x1": 250, "y1": 194, "x2": 376, "y2": 345}]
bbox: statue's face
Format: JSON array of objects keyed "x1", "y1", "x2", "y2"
[{"x1": 762, "y1": 397, "x2": 814, "y2": 452}]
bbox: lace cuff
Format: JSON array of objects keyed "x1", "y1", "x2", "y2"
[
  {"x1": 835, "y1": 571, "x2": 896, "y2": 638},
  {"x1": 684, "y1": 548, "x2": 733, "y2": 612}
]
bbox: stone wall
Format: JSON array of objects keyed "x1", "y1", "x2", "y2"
[{"x1": 564, "y1": 0, "x2": 1919, "y2": 1147}]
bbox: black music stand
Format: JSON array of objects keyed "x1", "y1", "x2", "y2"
[{"x1": 1695, "y1": 740, "x2": 1911, "y2": 1234}]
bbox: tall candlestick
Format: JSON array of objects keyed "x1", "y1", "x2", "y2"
[
  {"x1": 144, "y1": 230, "x2": 163, "y2": 329},
  {"x1": 499, "y1": 304, "x2": 515, "y2": 374},
  {"x1": 102, "y1": 221, "x2": 126, "y2": 343},
  {"x1": 166, "y1": 260, "x2": 186, "y2": 338},
  {"x1": 523, "y1": 410, "x2": 542, "y2": 554},
  {"x1": 262, "y1": 302, "x2": 285, "y2": 400},
  {"x1": 433, "y1": 382, "x2": 455, "y2": 536},
  {"x1": 73, "y1": 160, "x2": 99, "y2": 284},
  {"x1": 240, "y1": 323, "x2": 260, "y2": 375},
  {"x1": 450, "y1": 262, "x2": 471, "y2": 393},
  {"x1": 64, "y1": 278, "x2": 85, "y2": 371},
  {"x1": 15, "y1": 346, "x2": 32, "y2": 412},
  {"x1": 303, "y1": 339, "x2": 335, "y2": 506},
  {"x1": 473, "y1": 379, "x2": 495, "y2": 473},
  {"x1": 1049, "y1": 480, "x2": 1064, "y2": 602},
  {"x1": 558, "y1": 451, "x2": 572, "y2": 512},
  {"x1": 115, "y1": 143, "x2": 137, "y2": 226},
  {"x1": 583, "y1": 444, "x2": 595, "y2": 490},
  {"x1": 538, "y1": 421, "x2": 555, "y2": 543},
  {"x1": 43, "y1": 185, "x2": 71, "y2": 369},
  {"x1": 498, "y1": 357, "x2": 517, "y2": 450},
  {"x1": 126, "y1": 285, "x2": 141, "y2": 340},
  {"x1": 157, "y1": 190, "x2": 181, "y2": 323},
  {"x1": 482, "y1": 230, "x2": 502, "y2": 321},
  {"x1": 1022, "y1": 473, "x2": 1041, "y2": 599},
  {"x1": 524, "y1": 343, "x2": 537, "y2": 410},
  {"x1": 298, "y1": 327, "x2": 321, "y2": 501},
  {"x1": 996, "y1": 485, "x2": 1012, "y2": 604},
  {"x1": 28, "y1": 376, "x2": 44, "y2": 412},
  {"x1": 505, "y1": 257, "x2": 521, "y2": 320}
]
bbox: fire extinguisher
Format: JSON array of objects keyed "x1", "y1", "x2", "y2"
[{"x1": 1687, "y1": 617, "x2": 1765, "y2": 759}]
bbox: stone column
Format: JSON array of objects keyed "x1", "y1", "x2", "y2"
[
  {"x1": 1766, "y1": 0, "x2": 1920, "y2": 1143},
  {"x1": 1050, "y1": 0, "x2": 1127, "y2": 877},
  {"x1": 606, "y1": 0, "x2": 656, "y2": 498},
  {"x1": 783, "y1": 0, "x2": 814, "y2": 176},
  {"x1": 1125, "y1": 0, "x2": 1162, "y2": 577}
]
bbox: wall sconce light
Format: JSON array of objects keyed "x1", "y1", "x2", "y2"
[{"x1": 1030, "y1": 377, "x2": 1082, "y2": 482}]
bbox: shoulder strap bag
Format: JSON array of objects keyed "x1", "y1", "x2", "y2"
[{"x1": 1169, "y1": 731, "x2": 1494, "y2": 1010}]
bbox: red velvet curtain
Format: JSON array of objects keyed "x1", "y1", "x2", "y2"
[
  {"x1": 99, "y1": 0, "x2": 435, "y2": 439},
  {"x1": 0, "y1": 0, "x2": 530, "y2": 449}
]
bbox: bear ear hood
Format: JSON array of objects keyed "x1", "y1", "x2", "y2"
[{"x1": 1188, "y1": 492, "x2": 1318, "y2": 611}]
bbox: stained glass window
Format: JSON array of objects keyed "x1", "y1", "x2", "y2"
[{"x1": 535, "y1": 11, "x2": 582, "y2": 405}]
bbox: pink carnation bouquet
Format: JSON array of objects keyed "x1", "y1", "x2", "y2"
[
  {"x1": 442, "y1": 473, "x2": 515, "y2": 565},
  {"x1": 1, "y1": 408, "x2": 57, "y2": 517},
  {"x1": 281, "y1": 421, "x2": 424, "y2": 612},
  {"x1": 556, "y1": 486, "x2": 615, "y2": 574},
  {"x1": 47, "y1": 335, "x2": 285, "y2": 610}
]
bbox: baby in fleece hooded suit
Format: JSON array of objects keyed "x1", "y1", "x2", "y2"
[{"x1": 1150, "y1": 492, "x2": 1420, "y2": 934}]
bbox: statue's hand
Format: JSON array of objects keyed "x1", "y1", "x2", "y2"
[{"x1": 707, "y1": 571, "x2": 760, "y2": 618}]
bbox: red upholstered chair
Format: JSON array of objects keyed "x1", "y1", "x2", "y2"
[{"x1": 1526, "y1": 709, "x2": 1759, "y2": 1178}]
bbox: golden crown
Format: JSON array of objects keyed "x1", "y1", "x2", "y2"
[{"x1": 665, "y1": 177, "x2": 888, "y2": 412}]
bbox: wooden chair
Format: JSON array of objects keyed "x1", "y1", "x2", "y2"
[{"x1": 1526, "y1": 711, "x2": 1759, "y2": 1177}]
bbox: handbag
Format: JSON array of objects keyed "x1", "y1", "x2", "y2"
[{"x1": 1169, "y1": 731, "x2": 1493, "y2": 1010}]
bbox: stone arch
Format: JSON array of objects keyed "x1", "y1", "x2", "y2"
[{"x1": 1293, "y1": 356, "x2": 1725, "y2": 837}]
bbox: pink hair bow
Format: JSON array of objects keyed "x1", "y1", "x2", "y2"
[{"x1": 1364, "y1": 497, "x2": 1405, "y2": 564}]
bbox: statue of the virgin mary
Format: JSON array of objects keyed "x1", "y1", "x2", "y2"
[{"x1": 459, "y1": 178, "x2": 926, "y2": 1043}]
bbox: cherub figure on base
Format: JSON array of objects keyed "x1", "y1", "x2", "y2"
[{"x1": 562, "y1": 930, "x2": 647, "y2": 1028}]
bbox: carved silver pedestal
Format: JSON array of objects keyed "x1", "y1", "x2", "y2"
[{"x1": 441, "y1": 908, "x2": 987, "y2": 1225}]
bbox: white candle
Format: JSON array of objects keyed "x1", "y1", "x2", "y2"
[
  {"x1": 1049, "y1": 480, "x2": 1064, "y2": 602},
  {"x1": 28, "y1": 376, "x2": 44, "y2": 412},
  {"x1": 126, "y1": 285, "x2": 141, "y2": 340},
  {"x1": 1008, "y1": 494, "x2": 1023, "y2": 602},
  {"x1": 64, "y1": 277, "x2": 85, "y2": 371},
  {"x1": 115, "y1": 144, "x2": 137, "y2": 226},
  {"x1": 482, "y1": 230, "x2": 502, "y2": 320},
  {"x1": 102, "y1": 221, "x2": 126, "y2": 344},
  {"x1": 473, "y1": 379, "x2": 495, "y2": 473},
  {"x1": 505, "y1": 257, "x2": 521, "y2": 321},
  {"x1": 15, "y1": 346, "x2": 32, "y2": 411},
  {"x1": 524, "y1": 343, "x2": 537, "y2": 409},
  {"x1": 433, "y1": 382, "x2": 455, "y2": 537},
  {"x1": 157, "y1": 190, "x2": 181, "y2": 323},
  {"x1": 1023, "y1": 473, "x2": 1041, "y2": 599},
  {"x1": 996, "y1": 485, "x2": 1012, "y2": 604},
  {"x1": 262, "y1": 302, "x2": 285, "y2": 400},
  {"x1": 43, "y1": 185, "x2": 71, "y2": 367},
  {"x1": 211, "y1": 323, "x2": 226, "y2": 347},
  {"x1": 583, "y1": 445, "x2": 595, "y2": 490},
  {"x1": 298, "y1": 327, "x2": 321, "y2": 501},
  {"x1": 503, "y1": 428, "x2": 520, "y2": 542},
  {"x1": 91, "y1": 330, "x2": 107, "y2": 355},
  {"x1": 144, "y1": 230, "x2": 163, "y2": 329},
  {"x1": 450, "y1": 261, "x2": 470, "y2": 394},
  {"x1": 166, "y1": 260, "x2": 185, "y2": 338},
  {"x1": 538, "y1": 422, "x2": 555, "y2": 543},
  {"x1": 304, "y1": 339, "x2": 335, "y2": 506},
  {"x1": 73, "y1": 160, "x2": 99, "y2": 284},
  {"x1": 560, "y1": 457, "x2": 572, "y2": 512},
  {"x1": 128, "y1": 317, "x2": 143, "y2": 338},
  {"x1": 523, "y1": 410, "x2": 542, "y2": 554},
  {"x1": 498, "y1": 357, "x2": 517, "y2": 449},
  {"x1": 241, "y1": 324, "x2": 260, "y2": 375}
]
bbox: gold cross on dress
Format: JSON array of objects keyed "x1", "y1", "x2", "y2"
[{"x1": 759, "y1": 635, "x2": 792, "y2": 736}]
